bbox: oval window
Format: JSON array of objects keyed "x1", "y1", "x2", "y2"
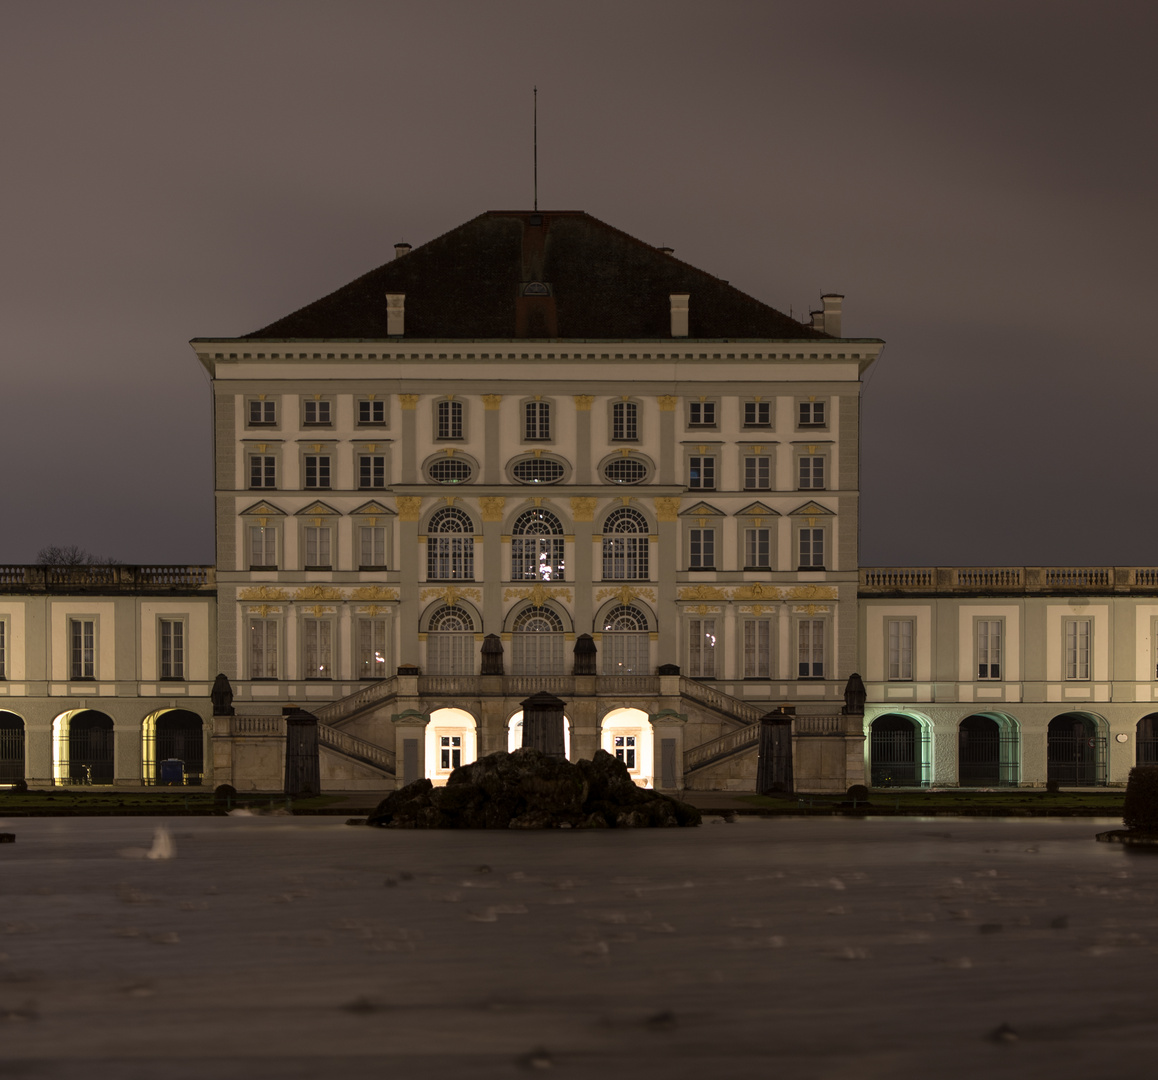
[
  {"x1": 512, "y1": 458, "x2": 565, "y2": 484},
  {"x1": 603, "y1": 458, "x2": 648, "y2": 484},
  {"x1": 428, "y1": 459, "x2": 473, "y2": 484}
]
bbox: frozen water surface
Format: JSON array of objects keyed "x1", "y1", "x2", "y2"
[{"x1": 0, "y1": 814, "x2": 1154, "y2": 1078}]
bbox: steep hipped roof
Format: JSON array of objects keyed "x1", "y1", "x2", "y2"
[{"x1": 245, "y1": 211, "x2": 829, "y2": 341}]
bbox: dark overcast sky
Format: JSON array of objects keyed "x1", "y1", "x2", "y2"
[{"x1": 2, "y1": 1, "x2": 1154, "y2": 568}]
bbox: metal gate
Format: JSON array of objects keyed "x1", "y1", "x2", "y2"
[
  {"x1": 756, "y1": 717, "x2": 793, "y2": 794},
  {"x1": 1047, "y1": 731, "x2": 1107, "y2": 786},
  {"x1": 143, "y1": 716, "x2": 205, "y2": 786},
  {"x1": 958, "y1": 730, "x2": 1020, "y2": 786},
  {"x1": 60, "y1": 725, "x2": 115, "y2": 785},
  {"x1": 870, "y1": 725, "x2": 930, "y2": 787},
  {"x1": 0, "y1": 726, "x2": 24, "y2": 782}
]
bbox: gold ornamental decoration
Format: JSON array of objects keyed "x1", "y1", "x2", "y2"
[
  {"x1": 238, "y1": 585, "x2": 289, "y2": 601},
  {"x1": 654, "y1": 497, "x2": 680, "y2": 522},
  {"x1": 350, "y1": 585, "x2": 398, "y2": 602},
  {"x1": 420, "y1": 586, "x2": 482, "y2": 608},
  {"x1": 570, "y1": 497, "x2": 597, "y2": 522},
  {"x1": 479, "y1": 497, "x2": 506, "y2": 522},
  {"x1": 294, "y1": 585, "x2": 343, "y2": 602},
  {"x1": 656, "y1": 395, "x2": 678, "y2": 411},
  {"x1": 595, "y1": 585, "x2": 656, "y2": 606},
  {"x1": 785, "y1": 585, "x2": 838, "y2": 602},
  {"x1": 503, "y1": 584, "x2": 573, "y2": 606},
  {"x1": 573, "y1": 395, "x2": 594, "y2": 411},
  {"x1": 399, "y1": 394, "x2": 419, "y2": 410},
  {"x1": 395, "y1": 496, "x2": 422, "y2": 521},
  {"x1": 678, "y1": 585, "x2": 728, "y2": 601},
  {"x1": 482, "y1": 394, "x2": 502, "y2": 410},
  {"x1": 732, "y1": 582, "x2": 782, "y2": 602}
]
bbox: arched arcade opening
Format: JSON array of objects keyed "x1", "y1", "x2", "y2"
[
  {"x1": 425, "y1": 707, "x2": 477, "y2": 784},
  {"x1": 600, "y1": 707, "x2": 652, "y2": 787},
  {"x1": 868, "y1": 713, "x2": 931, "y2": 788},
  {"x1": 53, "y1": 710, "x2": 115, "y2": 786},
  {"x1": 1136, "y1": 714, "x2": 1158, "y2": 765},
  {"x1": 142, "y1": 709, "x2": 205, "y2": 786},
  {"x1": 1047, "y1": 712, "x2": 1107, "y2": 786},
  {"x1": 957, "y1": 713, "x2": 1020, "y2": 786},
  {"x1": 0, "y1": 712, "x2": 25, "y2": 783}
]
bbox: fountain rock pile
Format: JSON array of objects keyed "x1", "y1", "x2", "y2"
[{"x1": 367, "y1": 748, "x2": 701, "y2": 829}]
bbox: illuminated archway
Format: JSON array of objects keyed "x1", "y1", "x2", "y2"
[
  {"x1": 0, "y1": 711, "x2": 25, "y2": 783},
  {"x1": 142, "y1": 709, "x2": 205, "y2": 785},
  {"x1": 507, "y1": 710, "x2": 572, "y2": 758},
  {"x1": 52, "y1": 709, "x2": 115, "y2": 786},
  {"x1": 599, "y1": 707, "x2": 652, "y2": 788},
  {"x1": 425, "y1": 707, "x2": 477, "y2": 784}
]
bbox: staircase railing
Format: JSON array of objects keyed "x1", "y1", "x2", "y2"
[
  {"x1": 313, "y1": 676, "x2": 400, "y2": 725},
  {"x1": 318, "y1": 724, "x2": 395, "y2": 775},
  {"x1": 678, "y1": 678, "x2": 766, "y2": 725},
  {"x1": 685, "y1": 725, "x2": 761, "y2": 772}
]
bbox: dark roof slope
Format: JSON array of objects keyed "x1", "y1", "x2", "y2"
[{"x1": 245, "y1": 210, "x2": 828, "y2": 340}]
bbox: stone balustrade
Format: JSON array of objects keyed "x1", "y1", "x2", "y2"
[
  {"x1": 861, "y1": 566, "x2": 1158, "y2": 594},
  {"x1": 0, "y1": 565, "x2": 215, "y2": 592}
]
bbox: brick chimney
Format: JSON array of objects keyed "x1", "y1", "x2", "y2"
[
  {"x1": 394, "y1": 242, "x2": 412, "y2": 259},
  {"x1": 385, "y1": 293, "x2": 405, "y2": 336},
  {"x1": 670, "y1": 293, "x2": 690, "y2": 337},
  {"x1": 821, "y1": 294, "x2": 843, "y2": 337}
]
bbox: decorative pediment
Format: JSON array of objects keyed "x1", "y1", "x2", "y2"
[
  {"x1": 678, "y1": 501, "x2": 725, "y2": 518},
  {"x1": 239, "y1": 500, "x2": 286, "y2": 518},
  {"x1": 350, "y1": 500, "x2": 396, "y2": 518},
  {"x1": 294, "y1": 501, "x2": 341, "y2": 517},
  {"x1": 789, "y1": 501, "x2": 834, "y2": 517},
  {"x1": 735, "y1": 501, "x2": 780, "y2": 518}
]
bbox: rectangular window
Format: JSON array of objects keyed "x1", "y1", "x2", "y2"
[
  {"x1": 0, "y1": 621, "x2": 5, "y2": 679},
  {"x1": 512, "y1": 536, "x2": 566, "y2": 581},
  {"x1": 1065, "y1": 618, "x2": 1091, "y2": 680},
  {"x1": 359, "y1": 526, "x2": 386, "y2": 568},
  {"x1": 249, "y1": 525, "x2": 277, "y2": 569},
  {"x1": 799, "y1": 400, "x2": 826, "y2": 427},
  {"x1": 69, "y1": 619, "x2": 95, "y2": 679},
  {"x1": 888, "y1": 619, "x2": 914, "y2": 681},
  {"x1": 358, "y1": 618, "x2": 389, "y2": 679},
  {"x1": 689, "y1": 528, "x2": 715, "y2": 569},
  {"x1": 249, "y1": 455, "x2": 276, "y2": 488},
  {"x1": 303, "y1": 619, "x2": 332, "y2": 679},
  {"x1": 614, "y1": 735, "x2": 637, "y2": 769},
  {"x1": 744, "y1": 527, "x2": 771, "y2": 568},
  {"x1": 744, "y1": 401, "x2": 771, "y2": 427},
  {"x1": 798, "y1": 528, "x2": 825, "y2": 569},
  {"x1": 524, "y1": 401, "x2": 551, "y2": 440},
  {"x1": 798, "y1": 619, "x2": 825, "y2": 678},
  {"x1": 160, "y1": 619, "x2": 184, "y2": 680},
  {"x1": 428, "y1": 536, "x2": 474, "y2": 580},
  {"x1": 612, "y1": 401, "x2": 638, "y2": 440},
  {"x1": 358, "y1": 454, "x2": 385, "y2": 489},
  {"x1": 688, "y1": 456, "x2": 715, "y2": 489},
  {"x1": 440, "y1": 735, "x2": 462, "y2": 770},
  {"x1": 689, "y1": 401, "x2": 716, "y2": 427},
  {"x1": 977, "y1": 619, "x2": 1003, "y2": 680},
  {"x1": 358, "y1": 399, "x2": 385, "y2": 425},
  {"x1": 798, "y1": 456, "x2": 825, "y2": 489},
  {"x1": 249, "y1": 619, "x2": 277, "y2": 679},
  {"x1": 437, "y1": 399, "x2": 463, "y2": 439},
  {"x1": 304, "y1": 526, "x2": 332, "y2": 568},
  {"x1": 602, "y1": 536, "x2": 648, "y2": 580},
  {"x1": 743, "y1": 618, "x2": 772, "y2": 678},
  {"x1": 304, "y1": 455, "x2": 330, "y2": 489},
  {"x1": 303, "y1": 400, "x2": 331, "y2": 425},
  {"x1": 744, "y1": 456, "x2": 771, "y2": 489},
  {"x1": 248, "y1": 399, "x2": 276, "y2": 425},
  {"x1": 688, "y1": 618, "x2": 717, "y2": 678}
]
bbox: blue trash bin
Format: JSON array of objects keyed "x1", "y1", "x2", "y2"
[{"x1": 158, "y1": 759, "x2": 185, "y2": 786}]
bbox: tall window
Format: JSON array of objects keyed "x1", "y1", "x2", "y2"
[
  {"x1": 601, "y1": 605, "x2": 649, "y2": 675},
  {"x1": 744, "y1": 456, "x2": 771, "y2": 490},
  {"x1": 744, "y1": 401, "x2": 771, "y2": 427},
  {"x1": 689, "y1": 528, "x2": 715, "y2": 569},
  {"x1": 0, "y1": 621, "x2": 5, "y2": 679},
  {"x1": 511, "y1": 607, "x2": 565, "y2": 676},
  {"x1": 1065, "y1": 619, "x2": 1091, "y2": 680},
  {"x1": 689, "y1": 401, "x2": 716, "y2": 427},
  {"x1": 303, "y1": 400, "x2": 331, "y2": 425},
  {"x1": 70, "y1": 619, "x2": 95, "y2": 679},
  {"x1": 249, "y1": 619, "x2": 277, "y2": 679},
  {"x1": 304, "y1": 455, "x2": 330, "y2": 489},
  {"x1": 511, "y1": 508, "x2": 565, "y2": 581},
  {"x1": 612, "y1": 401, "x2": 638, "y2": 440},
  {"x1": 358, "y1": 399, "x2": 385, "y2": 424},
  {"x1": 798, "y1": 456, "x2": 825, "y2": 489},
  {"x1": 427, "y1": 507, "x2": 474, "y2": 580},
  {"x1": 249, "y1": 400, "x2": 276, "y2": 425},
  {"x1": 437, "y1": 399, "x2": 463, "y2": 439},
  {"x1": 888, "y1": 619, "x2": 914, "y2": 681},
  {"x1": 688, "y1": 617, "x2": 717, "y2": 678},
  {"x1": 441, "y1": 735, "x2": 462, "y2": 770},
  {"x1": 798, "y1": 620, "x2": 825, "y2": 678},
  {"x1": 798, "y1": 528, "x2": 825, "y2": 570},
  {"x1": 304, "y1": 526, "x2": 332, "y2": 569},
  {"x1": 688, "y1": 456, "x2": 715, "y2": 490},
  {"x1": 358, "y1": 454, "x2": 386, "y2": 488},
  {"x1": 358, "y1": 618, "x2": 388, "y2": 679},
  {"x1": 743, "y1": 618, "x2": 772, "y2": 678},
  {"x1": 160, "y1": 620, "x2": 184, "y2": 680},
  {"x1": 524, "y1": 401, "x2": 551, "y2": 440},
  {"x1": 249, "y1": 525, "x2": 277, "y2": 569},
  {"x1": 303, "y1": 619, "x2": 332, "y2": 679},
  {"x1": 799, "y1": 401, "x2": 826, "y2": 427},
  {"x1": 977, "y1": 620, "x2": 1002, "y2": 680},
  {"x1": 426, "y1": 606, "x2": 475, "y2": 675},
  {"x1": 249, "y1": 455, "x2": 276, "y2": 489},
  {"x1": 602, "y1": 507, "x2": 649, "y2": 580},
  {"x1": 744, "y1": 527, "x2": 771, "y2": 569},
  {"x1": 359, "y1": 526, "x2": 386, "y2": 569}
]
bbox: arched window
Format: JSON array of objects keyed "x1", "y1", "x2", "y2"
[
  {"x1": 0, "y1": 712, "x2": 25, "y2": 783},
  {"x1": 1047, "y1": 713, "x2": 1106, "y2": 786},
  {"x1": 427, "y1": 507, "x2": 475, "y2": 580},
  {"x1": 1138, "y1": 714, "x2": 1158, "y2": 765},
  {"x1": 511, "y1": 508, "x2": 565, "y2": 581},
  {"x1": 601, "y1": 605, "x2": 649, "y2": 675},
  {"x1": 511, "y1": 607, "x2": 565, "y2": 676},
  {"x1": 602, "y1": 507, "x2": 649, "y2": 580},
  {"x1": 869, "y1": 714, "x2": 929, "y2": 788},
  {"x1": 426, "y1": 606, "x2": 476, "y2": 675}
]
